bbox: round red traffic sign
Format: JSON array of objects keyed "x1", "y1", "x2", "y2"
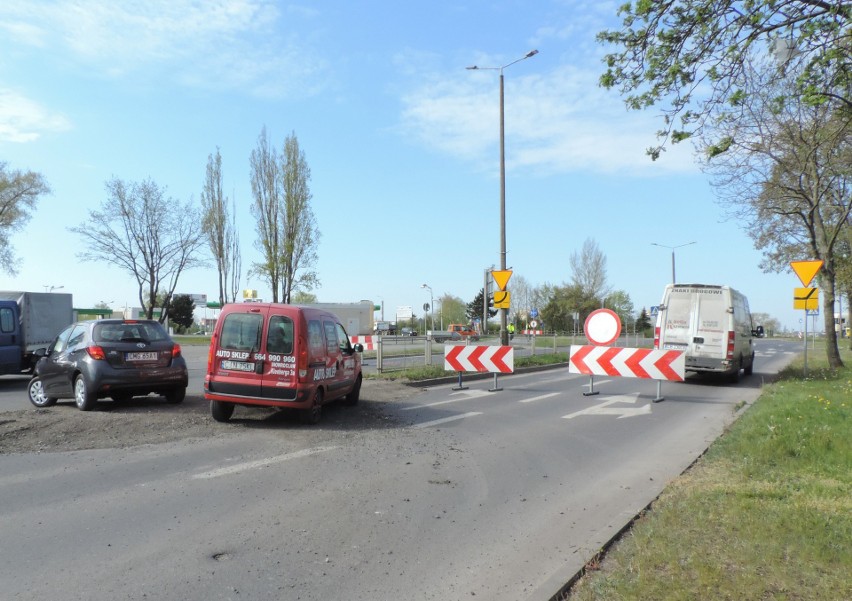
[{"x1": 584, "y1": 309, "x2": 622, "y2": 346}]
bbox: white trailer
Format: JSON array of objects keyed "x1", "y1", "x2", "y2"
[{"x1": 302, "y1": 301, "x2": 375, "y2": 336}]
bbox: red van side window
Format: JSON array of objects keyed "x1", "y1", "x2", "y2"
[
  {"x1": 323, "y1": 321, "x2": 338, "y2": 353},
  {"x1": 308, "y1": 320, "x2": 324, "y2": 355}
]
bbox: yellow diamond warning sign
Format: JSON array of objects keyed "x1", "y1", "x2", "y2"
[{"x1": 790, "y1": 260, "x2": 823, "y2": 287}]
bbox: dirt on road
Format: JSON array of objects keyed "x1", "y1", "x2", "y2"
[{"x1": 0, "y1": 379, "x2": 421, "y2": 454}]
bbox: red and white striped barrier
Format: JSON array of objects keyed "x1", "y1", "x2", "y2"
[
  {"x1": 350, "y1": 336, "x2": 379, "y2": 351},
  {"x1": 445, "y1": 345, "x2": 514, "y2": 373},
  {"x1": 522, "y1": 329, "x2": 543, "y2": 335},
  {"x1": 569, "y1": 345, "x2": 685, "y2": 381}
]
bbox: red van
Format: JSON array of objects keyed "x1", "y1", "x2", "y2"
[{"x1": 204, "y1": 303, "x2": 364, "y2": 423}]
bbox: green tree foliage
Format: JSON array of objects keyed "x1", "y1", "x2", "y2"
[
  {"x1": 598, "y1": 1, "x2": 851, "y2": 159},
  {"x1": 636, "y1": 307, "x2": 653, "y2": 335},
  {"x1": 291, "y1": 290, "x2": 318, "y2": 304},
  {"x1": 169, "y1": 294, "x2": 196, "y2": 330},
  {"x1": 541, "y1": 283, "x2": 600, "y2": 333},
  {"x1": 71, "y1": 178, "x2": 206, "y2": 322},
  {"x1": 439, "y1": 294, "x2": 467, "y2": 325},
  {"x1": 466, "y1": 288, "x2": 496, "y2": 328},
  {"x1": 605, "y1": 289, "x2": 635, "y2": 331},
  {"x1": 0, "y1": 162, "x2": 50, "y2": 275}
]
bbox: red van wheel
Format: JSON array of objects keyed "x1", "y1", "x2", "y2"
[{"x1": 300, "y1": 388, "x2": 323, "y2": 424}]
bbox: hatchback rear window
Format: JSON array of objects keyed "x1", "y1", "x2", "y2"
[{"x1": 93, "y1": 322, "x2": 169, "y2": 343}]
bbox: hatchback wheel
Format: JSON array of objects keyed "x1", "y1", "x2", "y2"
[
  {"x1": 165, "y1": 387, "x2": 186, "y2": 404},
  {"x1": 300, "y1": 388, "x2": 323, "y2": 424},
  {"x1": 74, "y1": 375, "x2": 97, "y2": 411},
  {"x1": 27, "y1": 377, "x2": 57, "y2": 408}
]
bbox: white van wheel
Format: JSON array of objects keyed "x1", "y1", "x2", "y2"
[
  {"x1": 744, "y1": 353, "x2": 754, "y2": 376},
  {"x1": 301, "y1": 389, "x2": 323, "y2": 424}
]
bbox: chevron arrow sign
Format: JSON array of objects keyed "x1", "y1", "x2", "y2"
[
  {"x1": 568, "y1": 345, "x2": 685, "y2": 381},
  {"x1": 444, "y1": 345, "x2": 514, "y2": 374}
]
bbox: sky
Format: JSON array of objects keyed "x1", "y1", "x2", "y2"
[{"x1": 0, "y1": 0, "x2": 818, "y2": 332}]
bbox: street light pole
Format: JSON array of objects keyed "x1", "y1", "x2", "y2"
[
  {"x1": 468, "y1": 49, "x2": 538, "y2": 346},
  {"x1": 421, "y1": 284, "x2": 434, "y2": 332},
  {"x1": 651, "y1": 242, "x2": 696, "y2": 283}
]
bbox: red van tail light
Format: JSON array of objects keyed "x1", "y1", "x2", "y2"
[
  {"x1": 87, "y1": 346, "x2": 106, "y2": 360},
  {"x1": 726, "y1": 331, "x2": 736, "y2": 360},
  {"x1": 298, "y1": 336, "x2": 309, "y2": 380},
  {"x1": 653, "y1": 327, "x2": 661, "y2": 349}
]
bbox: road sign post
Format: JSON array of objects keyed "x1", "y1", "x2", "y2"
[{"x1": 790, "y1": 259, "x2": 823, "y2": 377}]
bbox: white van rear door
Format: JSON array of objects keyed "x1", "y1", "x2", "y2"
[{"x1": 692, "y1": 291, "x2": 727, "y2": 358}]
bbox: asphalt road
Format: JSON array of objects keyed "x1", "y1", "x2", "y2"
[{"x1": 0, "y1": 339, "x2": 799, "y2": 600}]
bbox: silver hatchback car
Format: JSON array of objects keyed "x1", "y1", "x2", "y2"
[{"x1": 27, "y1": 319, "x2": 188, "y2": 411}]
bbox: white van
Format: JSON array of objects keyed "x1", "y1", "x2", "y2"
[{"x1": 654, "y1": 284, "x2": 755, "y2": 381}]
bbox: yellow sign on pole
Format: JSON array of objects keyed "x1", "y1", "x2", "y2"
[
  {"x1": 493, "y1": 290, "x2": 511, "y2": 309},
  {"x1": 491, "y1": 270, "x2": 513, "y2": 291},
  {"x1": 790, "y1": 260, "x2": 823, "y2": 287},
  {"x1": 793, "y1": 287, "x2": 819, "y2": 310}
]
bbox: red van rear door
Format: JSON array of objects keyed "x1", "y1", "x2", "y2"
[{"x1": 261, "y1": 310, "x2": 299, "y2": 401}]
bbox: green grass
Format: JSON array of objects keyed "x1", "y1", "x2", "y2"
[{"x1": 563, "y1": 347, "x2": 852, "y2": 601}]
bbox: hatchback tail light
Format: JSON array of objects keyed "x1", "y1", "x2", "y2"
[
  {"x1": 87, "y1": 346, "x2": 106, "y2": 360},
  {"x1": 172, "y1": 343, "x2": 182, "y2": 358}
]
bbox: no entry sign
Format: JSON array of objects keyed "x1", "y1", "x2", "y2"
[{"x1": 584, "y1": 309, "x2": 622, "y2": 346}]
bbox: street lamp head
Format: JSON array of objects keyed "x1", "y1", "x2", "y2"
[
  {"x1": 525, "y1": 49, "x2": 539, "y2": 58},
  {"x1": 466, "y1": 65, "x2": 479, "y2": 70}
]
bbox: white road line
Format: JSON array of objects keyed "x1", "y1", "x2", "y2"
[
  {"x1": 192, "y1": 446, "x2": 337, "y2": 479},
  {"x1": 519, "y1": 392, "x2": 560, "y2": 404},
  {"x1": 411, "y1": 412, "x2": 482, "y2": 429},
  {"x1": 402, "y1": 389, "x2": 491, "y2": 410}
]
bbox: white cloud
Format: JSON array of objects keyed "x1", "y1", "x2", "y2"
[
  {"x1": 0, "y1": 89, "x2": 71, "y2": 143},
  {"x1": 0, "y1": 0, "x2": 327, "y2": 99},
  {"x1": 398, "y1": 63, "x2": 698, "y2": 177}
]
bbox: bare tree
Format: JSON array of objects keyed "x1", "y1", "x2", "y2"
[
  {"x1": 279, "y1": 132, "x2": 319, "y2": 303},
  {"x1": 701, "y1": 61, "x2": 852, "y2": 367},
  {"x1": 70, "y1": 177, "x2": 206, "y2": 322},
  {"x1": 250, "y1": 126, "x2": 283, "y2": 301},
  {"x1": 249, "y1": 127, "x2": 319, "y2": 303},
  {"x1": 228, "y1": 195, "x2": 242, "y2": 304},
  {"x1": 0, "y1": 162, "x2": 50, "y2": 275},
  {"x1": 570, "y1": 238, "x2": 611, "y2": 302},
  {"x1": 200, "y1": 148, "x2": 237, "y2": 307}
]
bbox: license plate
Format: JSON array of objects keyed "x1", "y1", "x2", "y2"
[
  {"x1": 126, "y1": 352, "x2": 158, "y2": 361},
  {"x1": 663, "y1": 343, "x2": 687, "y2": 350},
  {"x1": 221, "y1": 360, "x2": 255, "y2": 372}
]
